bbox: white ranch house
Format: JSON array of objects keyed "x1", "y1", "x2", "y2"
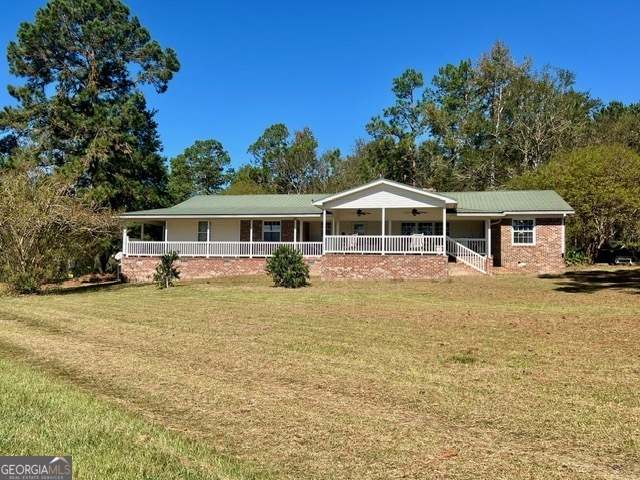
[{"x1": 120, "y1": 179, "x2": 573, "y2": 281}]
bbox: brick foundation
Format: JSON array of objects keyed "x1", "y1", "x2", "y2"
[
  {"x1": 491, "y1": 217, "x2": 565, "y2": 275},
  {"x1": 121, "y1": 256, "x2": 323, "y2": 283},
  {"x1": 321, "y1": 254, "x2": 449, "y2": 281}
]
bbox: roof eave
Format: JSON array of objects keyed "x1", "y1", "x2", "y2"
[{"x1": 119, "y1": 213, "x2": 325, "y2": 219}]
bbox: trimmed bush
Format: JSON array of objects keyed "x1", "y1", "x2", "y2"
[
  {"x1": 153, "y1": 251, "x2": 180, "y2": 289},
  {"x1": 265, "y1": 246, "x2": 310, "y2": 288}
]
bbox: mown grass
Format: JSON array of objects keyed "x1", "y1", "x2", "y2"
[
  {"x1": 0, "y1": 268, "x2": 639, "y2": 479},
  {"x1": 0, "y1": 356, "x2": 264, "y2": 479}
]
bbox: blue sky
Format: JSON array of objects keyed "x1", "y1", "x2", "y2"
[{"x1": 1, "y1": 0, "x2": 639, "y2": 170}]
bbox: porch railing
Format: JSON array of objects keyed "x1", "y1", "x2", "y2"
[
  {"x1": 446, "y1": 237, "x2": 487, "y2": 273},
  {"x1": 124, "y1": 237, "x2": 486, "y2": 259},
  {"x1": 324, "y1": 235, "x2": 444, "y2": 254},
  {"x1": 451, "y1": 238, "x2": 486, "y2": 255},
  {"x1": 124, "y1": 240, "x2": 323, "y2": 258}
]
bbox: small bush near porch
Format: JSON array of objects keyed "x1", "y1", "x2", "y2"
[
  {"x1": 265, "y1": 245, "x2": 310, "y2": 288},
  {"x1": 0, "y1": 268, "x2": 638, "y2": 479}
]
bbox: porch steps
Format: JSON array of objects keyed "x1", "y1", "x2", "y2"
[
  {"x1": 448, "y1": 259, "x2": 486, "y2": 276},
  {"x1": 445, "y1": 237, "x2": 487, "y2": 274}
]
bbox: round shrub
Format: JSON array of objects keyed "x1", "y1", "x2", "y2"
[{"x1": 265, "y1": 246, "x2": 310, "y2": 288}]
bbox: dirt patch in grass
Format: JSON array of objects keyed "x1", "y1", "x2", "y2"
[{"x1": 0, "y1": 270, "x2": 638, "y2": 479}]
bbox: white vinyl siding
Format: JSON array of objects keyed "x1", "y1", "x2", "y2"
[
  {"x1": 323, "y1": 183, "x2": 446, "y2": 209},
  {"x1": 166, "y1": 219, "x2": 241, "y2": 242},
  {"x1": 166, "y1": 219, "x2": 199, "y2": 241},
  {"x1": 210, "y1": 219, "x2": 240, "y2": 241},
  {"x1": 448, "y1": 221, "x2": 484, "y2": 239}
]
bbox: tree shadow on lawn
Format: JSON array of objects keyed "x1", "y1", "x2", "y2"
[
  {"x1": 540, "y1": 268, "x2": 640, "y2": 294},
  {"x1": 41, "y1": 280, "x2": 147, "y2": 296}
]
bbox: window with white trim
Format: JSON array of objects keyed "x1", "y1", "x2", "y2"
[
  {"x1": 401, "y1": 222, "x2": 416, "y2": 235},
  {"x1": 263, "y1": 221, "x2": 281, "y2": 242},
  {"x1": 512, "y1": 219, "x2": 535, "y2": 245},
  {"x1": 197, "y1": 221, "x2": 209, "y2": 242}
]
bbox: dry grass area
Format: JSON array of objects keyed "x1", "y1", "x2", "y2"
[{"x1": 0, "y1": 268, "x2": 639, "y2": 479}]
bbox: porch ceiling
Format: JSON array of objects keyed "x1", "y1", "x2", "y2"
[{"x1": 331, "y1": 207, "x2": 448, "y2": 222}]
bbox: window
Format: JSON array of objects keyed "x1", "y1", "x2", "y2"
[
  {"x1": 512, "y1": 219, "x2": 534, "y2": 245},
  {"x1": 417, "y1": 222, "x2": 432, "y2": 235},
  {"x1": 325, "y1": 222, "x2": 332, "y2": 236},
  {"x1": 401, "y1": 222, "x2": 416, "y2": 235},
  {"x1": 263, "y1": 221, "x2": 281, "y2": 241},
  {"x1": 402, "y1": 222, "x2": 446, "y2": 235},
  {"x1": 197, "y1": 221, "x2": 209, "y2": 242},
  {"x1": 353, "y1": 223, "x2": 366, "y2": 235},
  {"x1": 434, "y1": 222, "x2": 450, "y2": 236}
]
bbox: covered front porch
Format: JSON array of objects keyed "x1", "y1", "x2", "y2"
[{"x1": 122, "y1": 235, "x2": 486, "y2": 257}]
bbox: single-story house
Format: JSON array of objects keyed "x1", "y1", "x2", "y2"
[{"x1": 119, "y1": 179, "x2": 574, "y2": 281}]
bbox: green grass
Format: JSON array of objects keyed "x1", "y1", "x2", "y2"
[
  {"x1": 0, "y1": 268, "x2": 639, "y2": 479},
  {"x1": 0, "y1": 356, "x2": 264, "y2": 479}
]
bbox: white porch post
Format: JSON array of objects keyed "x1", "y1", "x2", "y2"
[
  {"x1": 206, "y1": 221, "x2": 211, "y2": 258},
  {"x1": 442, "y1": 207, "x2": 447, "y2": 256},
  {"x1": 381, "y1": 207, "x2": 386, "y2": 255},
  {"x1": 249, "y1": 220, "x2": 254, "y2": 258},
  {"x1": 164, "y1": 221, "x2": 168, "y2": 255},
  {"x1": 294, "y1": 219, "x2": 297, "y2": 246},
  {"x1": 322, "y1": 209, "x2": 327, "y2": 254},
  {"x1": 486, "y1": 219, "x2": 492, "y2": 258},
  {"x1": 122, "y1": 227, "x2": 128, "y2": 256},
  {"x1": 140, "y1": 223, "x2": 145, "y2": 240}
]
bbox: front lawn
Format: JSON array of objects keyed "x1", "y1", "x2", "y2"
[{"x1": 0, "y1": 270, "x2": 638, "y2": 479}]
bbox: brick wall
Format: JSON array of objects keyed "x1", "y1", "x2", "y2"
[
  {"x1": 240, "y1": 220, "x2": 262, "y2": 242},
  {"x1": 240, "y1": 220, "x2": 307, "y2": 242},
  {"x1": 281, "y1": 220, "x2": 294, "y2": 242},
  {"x1": 122, "y1": 256, "x2": 323, "y2": 283},
  {"x1": 491, "y1": 217, "x2": 565, "y2": 274},
  {"x1": 321, "y1": 254, "x2": 449, "y2": 281}
]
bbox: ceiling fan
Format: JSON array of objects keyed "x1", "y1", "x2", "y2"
[
  {"x1": 405, "y1": 208, "x2": 428, "y2": 216},
  {"x1": 356, "y1": 209, "x2": 371, "y2": 217}
]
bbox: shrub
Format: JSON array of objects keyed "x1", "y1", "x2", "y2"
[
  {"x1": 565, "y1": 248, "x2": 590, "y2": 266},
  {"x1": 153, "y1": 251, "x2": 180, "y2": 289},
  {"x1": 265, "y1": 246, "x2": 309, "y2": 288}
]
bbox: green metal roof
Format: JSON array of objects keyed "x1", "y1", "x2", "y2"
[
  {"x1": 121, "y1": 193, "x2": 332, "y2": 217},
  {"x1": 440, "y1": 190, "x2": 573, "y2": 214},
  {"x1": 121, "y1": 189, "x2": 573, "y2": 218}
]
